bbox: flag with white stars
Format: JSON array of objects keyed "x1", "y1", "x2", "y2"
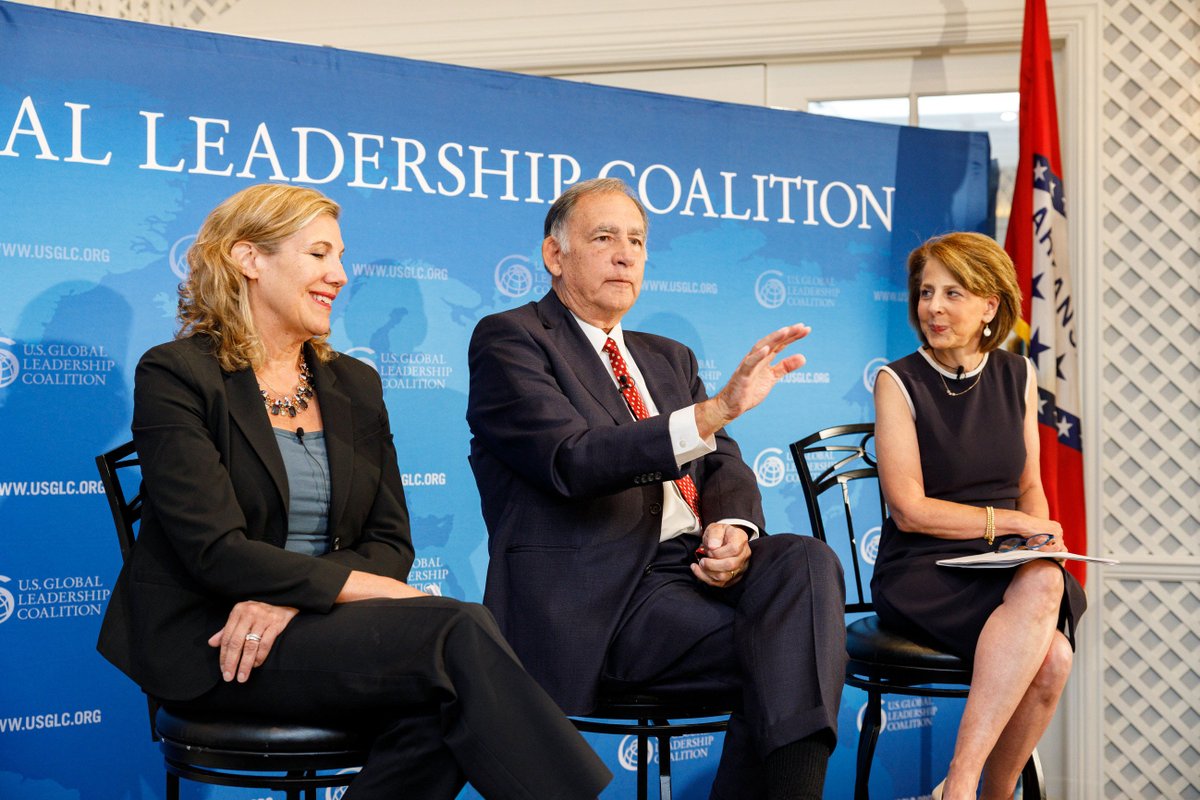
[{"x1": 1004, "y1": 0, "x2": 1088, "y2": 581}]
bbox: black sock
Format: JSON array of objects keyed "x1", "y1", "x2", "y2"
[{"x1": 764, "y1": 731, "x2": 835, "y2": 800}]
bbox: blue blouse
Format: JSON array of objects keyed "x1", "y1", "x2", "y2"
[{"x1": 273, "y1": 428, "x2": 332, "y2": 556}]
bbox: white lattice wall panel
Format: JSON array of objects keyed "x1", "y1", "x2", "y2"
[
  {"x1": 1102, "y1": 579, "x2": 1200, "y2": 798},
  {"x1": 1099, "y1": 0, "x2": 1199, "y2": 797},
  {"x1": 1098, "y1": 0, "x2": 1200, "y2": 560},
  {"x1": 54, "y1": 0, "x2": 233, "y2": 25}
]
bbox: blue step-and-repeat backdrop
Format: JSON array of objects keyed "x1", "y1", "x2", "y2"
[{"x1": 0, "y1": 3, "x2": 990, "y2": 798}]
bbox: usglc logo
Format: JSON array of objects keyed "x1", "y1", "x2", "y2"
[
  {"x1": 753, "y1": 448, "x2": 787, "y2": 488},
  {"x1": 344, "y1": 347, "x2": 378, "y2": 372},
  {"x1": 0, "y1": 337, "x2": 19, "y2": 389},
  {"x1": 856, "y1": 700, "x2": 888, "y2": 733},
  {"x1": 495, "y1": 254, "x2": 534, "y2": 299},
  {"x1": 169, "y1": 234, "x2": 196, "y2": 281},
  {"x1": 0, "y1": 576, "x2": 15, "y2": 625},
  {"x1": 324, "y1": 768, "x2": 361, "y2": 800},
  {"x1": 754, "y1": 270, "x2": 787, "y2": 309},
  {"x1": 860, "y1": 526, "x2": 881, "y2": 566},
  {"x1": 863, "y1": 357, "x2": 888, "y2": 393},
  {"x1": 618, "y1": 734, "x2": 655, "y2": 771}
]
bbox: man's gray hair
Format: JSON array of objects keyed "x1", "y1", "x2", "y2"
[{"x1": 543, "y1": 177, "x2": 649, "y2": 255}]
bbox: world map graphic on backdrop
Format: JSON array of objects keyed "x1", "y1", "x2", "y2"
[{"x1": 0, "y1": 3, "x2": 990, "y2": 798}]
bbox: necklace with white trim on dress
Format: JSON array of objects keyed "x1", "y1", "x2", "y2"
[
  {"x1": 928, "y1": 350, "x2": 984, "y2": 397},
  {"x1": 259, "y1": 356, "x2": 314, "y2": 417}
]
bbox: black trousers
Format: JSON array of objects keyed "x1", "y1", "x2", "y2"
[
  {"x1": 175, "y1": 597, "x2": 611, "y2": 800},
  {"x1": 601, "y1": 533, "x2": 847, "y2": 799}
]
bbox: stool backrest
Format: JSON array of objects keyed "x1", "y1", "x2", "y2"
[
  {"x1": 789, "y1": 424, "x2": 886, "y2": 615},
  {"x1": 95, "y1": 440, "x2": 141, "y2": 561},
  {"x1": 94, "y1": 440, "x2": 155, "y2": 737}
]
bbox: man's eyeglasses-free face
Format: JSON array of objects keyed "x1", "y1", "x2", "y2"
[{"x1": 995, "y1": 533, "x2": 1056, "y2": 553}]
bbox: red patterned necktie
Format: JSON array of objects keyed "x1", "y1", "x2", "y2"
[{"x1": 603, "y1": 337, "x2": 701, "y2": 519}]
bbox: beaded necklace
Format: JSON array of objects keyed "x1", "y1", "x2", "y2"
[{"x1": 259, "y1": 357, "x2": 314, "y2": 417}]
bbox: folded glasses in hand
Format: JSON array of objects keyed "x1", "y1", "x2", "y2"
[{"x1": 995, "y1": 533, "x2": 1055, "y2": 553}]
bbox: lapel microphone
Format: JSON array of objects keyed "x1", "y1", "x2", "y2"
[{"x1": 955, "y1": 366, "x2": 964, "y2": 381}]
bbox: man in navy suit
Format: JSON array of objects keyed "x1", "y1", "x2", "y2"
[{"x1": 467, "y1": 178, "x2": 846, "y2": 800}]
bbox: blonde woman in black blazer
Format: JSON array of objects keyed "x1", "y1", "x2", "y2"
[{"x1": 98, "y1": 184, "x2": 610, "y2": 800}]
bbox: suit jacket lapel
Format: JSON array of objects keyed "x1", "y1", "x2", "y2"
[
  {"x1": 537, "y1": 291, "x2": 632, "y2": 425},
  {"x1": 309, "y1": 346, "x2": 353, "y2": 535},
  {"x1": 626, "y1": 334, "x2": 689, "y2": 417},
  {"x1": 226, "y1": 366, "x2": 289, "y2": 518}
]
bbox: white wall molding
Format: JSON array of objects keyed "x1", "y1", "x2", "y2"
[
  {"x1": 193, "y1": 0, "x2": 1086, "y2": 75},
  {"x1": 1050, "y1": 8, "x2": 1102, "y2": 796}
]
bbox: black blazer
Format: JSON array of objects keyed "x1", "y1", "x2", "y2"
[
  {"x1": 466, "y1": 291, "x2": 764, "y2": 713},
  {"x1": 97, "y1": 336, "x2": 414, "y2": 701}
]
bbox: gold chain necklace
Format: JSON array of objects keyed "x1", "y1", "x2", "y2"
[
  {"x1": 937, "y1": 369, "x2": 982, "y2": 397},
  {"x1": 929, "y1": 350, "x2": 984, "y2": 397}
]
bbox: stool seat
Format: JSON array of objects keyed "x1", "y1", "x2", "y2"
[
  {"x1": 156, "y1": 707, "x2": 372, "y2": 761},
  {"x1": 846, "y1": 615, "x2": 970, "y2": 673},
  {"x1": 587, "y1": 689, "x2": 740, "y2": 721}
]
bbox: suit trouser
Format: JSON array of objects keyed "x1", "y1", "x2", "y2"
[
  {"x1": 173, "y1": 596, "x2": 611, "y2": 800},
  {"x1": 601, "y1": 533, "x2": 847, "y2": 799}
]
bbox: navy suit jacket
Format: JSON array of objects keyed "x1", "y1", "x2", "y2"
[
  {"x1": 466, "y1": 290, "x2": 764, "y2": 713},
  {"x1": 97, "y1": 336, "x2": 414, "y2": 701}
]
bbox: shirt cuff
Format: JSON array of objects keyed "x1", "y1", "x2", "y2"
[
  {"x1": 669, "y1": 405, "x2": 716, "y2": 467},
  {"x1": 716, "y1": 518, "x2": 761, "y2": 539}
]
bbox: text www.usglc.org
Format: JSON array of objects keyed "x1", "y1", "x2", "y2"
[
  {"x1": 401, "y1": 472, "x2": 447, "y2": 487},
  {"x1": 0, "y1": 709, "x2": 103, "y2": 733},
  {"x1": 0, "y1": 480, "x2": 106, "y2": 497},
  {"x1": 0, "y1": 241, "x2": 111, "y2": 262}
]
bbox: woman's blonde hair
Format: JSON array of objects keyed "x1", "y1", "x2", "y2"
[
  {"x1": 906, "y1": 231, "x2": 1022, "y2": 352},
  {"x1": 177, "y1": 184, "x2": 340, "y2": 372}
]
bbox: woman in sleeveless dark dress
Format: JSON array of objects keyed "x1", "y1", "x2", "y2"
[{"x1": 871, "y1": 232, "x2": 1086, "y2": 800}]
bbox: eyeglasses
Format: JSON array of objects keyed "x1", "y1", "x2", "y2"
[{"x1": 995, "y1": 533, "x2": 1055, "y2": 553}]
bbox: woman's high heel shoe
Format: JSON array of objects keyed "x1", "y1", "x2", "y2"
[{"x1": 931, "y1": 779, "x2": 945, "y2": 800}]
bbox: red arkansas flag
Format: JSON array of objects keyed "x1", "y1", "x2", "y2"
[{"x1": 1004, "y1": 0, "x2": 1087, "y2": 582}]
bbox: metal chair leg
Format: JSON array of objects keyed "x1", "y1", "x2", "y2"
[
  {"x1": 656, "y1": 727, "x2": 673, "y2": 800},
  {"x1": 855, "y1": 690, "x2": 883, "y2": 800},
  {"x1": 287, "y1": 769, "x2": 304, "y2": 800},
  {"x1": 637, "y1": 725, "x2": 649, "y2": 800},
  {"x1": 1021, "y1": 748, "x2": 1046, "y2": 799}
]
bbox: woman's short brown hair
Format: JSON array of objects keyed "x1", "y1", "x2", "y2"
[
  {"x1": 177, "y1": 184, "x2": 340, "y2": 372},
  {"x1": 906, "y1": 231, "x2": 1022, "y2": 352}
]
